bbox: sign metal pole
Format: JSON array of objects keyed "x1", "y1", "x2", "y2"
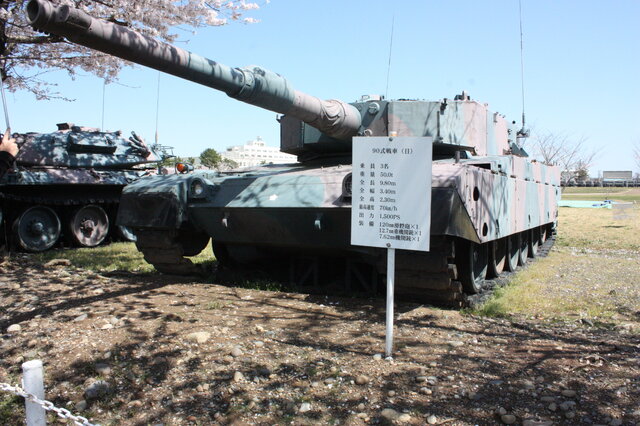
[{"x1": 385, "y1": 247, "x2": 395, "y2": 358}]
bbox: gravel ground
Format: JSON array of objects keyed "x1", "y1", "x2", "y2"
[{"x1": 1, "y1": 255, "x2": 639, "y2": 425}]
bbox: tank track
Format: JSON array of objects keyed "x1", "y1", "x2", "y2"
[
  {"x1": 133, "y1": 230, "x2": 556, "y2": 307},
  {"x1": 134, "y1": 230, "x2": 206, "y2": 276},
  {"x1": 378, "y1": 238, "x2": 465, "y2": 305}
]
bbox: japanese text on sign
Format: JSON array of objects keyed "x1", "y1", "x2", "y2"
[{"x1": 350, "y1": 136, "x2": 432, "y2": 251}]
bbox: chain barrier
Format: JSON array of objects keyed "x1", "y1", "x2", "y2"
[{"x1": 0, "y1": 382, "x2": 97, "y2": 426}]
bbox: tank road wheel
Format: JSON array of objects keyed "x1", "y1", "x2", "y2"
[
  {"x1": 177, "y1": 230, "x2": 210, "y2": 256},
  {"x1": 69, "y1": 205, "x2": 110, "y2": 247},
  {"x1": 13, "y1": 206, "x2": 61, "y2": 252},
  {"x1": 116, "y1": 225, "x2": 137, "y2": 242},
  {"x1": 456, "y1": 240, "x2": 488, "y2": 294},
  {"x1": 504, "y1": 233, "x2": 520, "y2": 272},
  {"x1": 518, "y1": 231, "x2": 529, "y2": 266},
  {"x1": 488, "y1": 238, "x2": 507, "y2": 278},
  {"x1": 528, "y1": 228, "x2": 540, "y2": 258},
  {"x1": 539, "y1": 226, "x2": 548, "y2": 244}
]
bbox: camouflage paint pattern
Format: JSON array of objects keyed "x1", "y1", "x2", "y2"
[
  {"x1": 1, "y1": 124, "x2": 166, "y2": 187},
  {"x1": 0, "y1": 123, "x2": 169, "y2": 250},
  {"x1": 13, "y1": 124, "x2": 162, "y2": 169}
]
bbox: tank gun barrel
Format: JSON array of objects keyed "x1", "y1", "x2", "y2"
[{"x1": 26, "y1": 0, "x2": 361, "y2": 141}]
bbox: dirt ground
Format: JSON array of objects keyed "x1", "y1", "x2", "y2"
[{"x1": 1, "y1": 255, "x2": 639, "y2": 425}]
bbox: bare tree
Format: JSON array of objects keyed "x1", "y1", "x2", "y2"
[
  {"x1": 0, "y1": 0, "x2": 261, "y2": 100},
  {"x1": 529, "y1": 130, "x2": 600, "y2": 183},
  {"x1": 528, "y1": 131, "x2": 568, "y2": 166}
]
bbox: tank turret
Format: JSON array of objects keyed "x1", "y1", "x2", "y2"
[
  {"x1": 14, "y1": 122, "x2": 164, "y2": 168},
  {"x1": 26, "y1": 0, "x2": 361, "y2": 143}
]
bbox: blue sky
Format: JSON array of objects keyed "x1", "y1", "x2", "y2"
[{"x1": 6, "y1": 0, "x2": 640, "y2": 175}]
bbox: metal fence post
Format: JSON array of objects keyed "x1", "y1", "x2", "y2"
[{"x1": 22, "y1": 360, "x2": 46, "y2": 426}]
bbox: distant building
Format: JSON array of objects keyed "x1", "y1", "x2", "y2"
[
  {"x1": 602, "y1": 170, "x2": 634, "y2": 187},
  {"x1": 220, "y1": 137, "x2": 297, "y2": 168}
]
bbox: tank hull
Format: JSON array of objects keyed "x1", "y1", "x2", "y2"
[
  {"x1": 121, "y1": 159, "x2": 559, "y2": 246},
  {"x1": 120, "y1": 157, "x2": 559, "y2": 304}
]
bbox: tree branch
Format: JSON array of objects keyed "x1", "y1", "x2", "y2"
[
  {"x1": 6, "y1": 34, "x2": 63, "y2": 44},
  {"x1": 5, "y1": 54, "x2": 111, "y2": 61}
]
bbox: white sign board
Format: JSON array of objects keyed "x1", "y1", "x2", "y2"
[{"x1": 350, "y1": 136, "x2": 432, "y2": 252}]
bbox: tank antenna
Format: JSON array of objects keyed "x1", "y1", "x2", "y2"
[
  {"x1": 385, "y1": 15, "x2": 395, "y2": 100},
  {"x1": 101, "y1": 79, "x2": 106, "y2": 130},
  {"x1": 155, "y1": 71, "x2": 161, "y2": 144},
  {"x1": 518, "y1": 0, "x2": 528, "y2": 139}
]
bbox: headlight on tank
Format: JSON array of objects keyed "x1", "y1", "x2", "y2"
[
  {"x1": 189, "y1": 178, "x2": 206, "y2": 198},
  {"x1": 342, "y1": 173, "x2": 352, "y2": 199}
]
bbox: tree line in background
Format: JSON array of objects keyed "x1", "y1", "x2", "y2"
[
  {"x1": 527, "y1": 131, "x2": 640, "y2": 182},
  {"x1": 0, "y1": 0, "x2": 260, "y2": 99},
  {"x1": 198, "y1": 147, "x2": 238, "y2": 170},
  {"x1": 160, "y1": 147, "x2": 238, "y2": 171}
]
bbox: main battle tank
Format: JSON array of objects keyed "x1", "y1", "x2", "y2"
[
  {"x1": 0, "y1": 122, "x2": 170, "y2": 251},
  {"x1": 27, "y1": 0, "x2": 560, "y2": 304}
]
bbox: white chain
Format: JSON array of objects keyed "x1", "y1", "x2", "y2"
[{"x1": 0, "y1": 382, "x2": 97, "y2": 426}]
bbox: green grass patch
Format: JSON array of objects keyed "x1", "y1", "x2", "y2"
[
  {"x1": 31, "y1": 241, "x2": 215, "y2": 273},
  {"x1": 239, "y1": 278, "x2": 284, "y2": 292},
  {"x1": 556, "y1": 206, "x2": 640, "y2": 251},
  {"x1": 206, "y1": 300, "x2": 228, "y2": 310},
  {"x1": 0, "y1": 393, "x2": 22, "y2": 425},
  {"x1": 475, "y1": 206, "x2": 640, "y2": 329},
  {"x1": 561, "y1": 194, "x2": 640, "y2": 202},
  {"x1": 476, "y1": 250, "x2": 640, "y2": 327},
  {"x1": 562, "y1": 187, "x2": 627, "y2": 194},
  {"x1": 561, "y1": 187, "x2": 640, "y2": 202}
]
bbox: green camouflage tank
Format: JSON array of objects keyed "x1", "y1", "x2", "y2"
[
  {"x1": 0, "y1": 122, "x2": 170, "y2": 251},
  {"x1": 27, "y1": 0, "x2": 560, "y2": 305}
]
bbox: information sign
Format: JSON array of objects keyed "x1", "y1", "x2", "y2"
[
  {"x1": 350, "y1": 136, "x2": 433, "y2": 252},
  {"x1": 350, "y1": 135, "x2": 433, "y2": 358}
]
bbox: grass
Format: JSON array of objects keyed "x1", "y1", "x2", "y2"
[
  {"x1": 556, "y1": 205, "x2": 640, "y2": 251},
  {"x1": 239, "y1": 279, "x2": 284, "y2": 292},
  {"x1": 0, "y1": 394, "x2": 22, "y2": 425},
  {"x1": 475, "y1": 205, "x2": 640, "y2": 329},
  {"x1": 32, "y1": 241, "x2": 215, "y2": 274},
  {"x1": 562, "y1": 187, "x2": 628, "y2": 194},
  {"x1": 561, "y1": 187, "x2": 640, "y2": 203},
  {"x1": 477, "y1": 250, "x2": 640, "y2": 324},
  {"x1": 206, "y1": 301, "x2": 227, "y2": 310}
]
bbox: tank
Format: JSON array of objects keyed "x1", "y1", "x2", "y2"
[
  {"x1": 27, "y1": 0, "x2": 561, "y2": 304},
  {"x1": 0, "y1": 122, "x2": 171, "y2": 251}
]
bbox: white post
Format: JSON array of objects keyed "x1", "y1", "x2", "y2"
[
  {"x1": 385, "y1": 247, "x2": 395, "y2": 358},
  {"x1": 22, "y1": 360, "x2": 46, "y2": 426}
]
